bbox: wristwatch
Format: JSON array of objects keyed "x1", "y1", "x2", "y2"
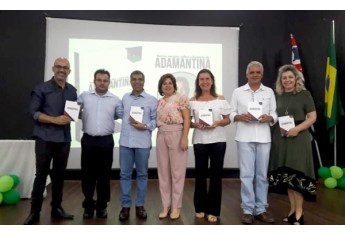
[{"x1": 143, "y1": 124, "x2": 147, "y2": 130}]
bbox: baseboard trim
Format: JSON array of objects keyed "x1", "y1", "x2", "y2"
[{"x1": 64, "y1": 168, "x2": 239, "y2": 180}]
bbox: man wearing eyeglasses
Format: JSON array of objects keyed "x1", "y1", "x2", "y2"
[
  {"x1": 77, "y1": 69, "x2": 123, "y2": 219},
  {"x1": 118, "y1": 70, "x2": 157, "y2": 221},
  {"x1": 24, "y1": 57, "x2": 77, "y2": 225}
]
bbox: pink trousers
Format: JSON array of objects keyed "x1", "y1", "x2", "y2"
[{"x1": 156, "y1": 124, "x2": 188, "y2": 209}]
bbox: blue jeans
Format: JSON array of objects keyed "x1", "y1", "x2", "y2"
[
  {"x1": 119, "y1": 145, "x2": 150, "y2": 207},
  {"x1": 237, "y1": 142, "x2": 271, "y2": 215}
]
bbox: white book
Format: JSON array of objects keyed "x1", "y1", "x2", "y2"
[
  {"x1": 129, "y1": 106, "x2": 144, "y2": 123},
  {"x1": 64, "y1": 100, "x2": 80, "y2": 121},
  {"x1": 278, "y1": 115, "x2": 295, "y2": 137},
  {"x1": 198, "y1": 109, "x2": 213, "y2": 126},
  {"x1": 247, "y1": 101, "x2": 262, "y2": 120}
]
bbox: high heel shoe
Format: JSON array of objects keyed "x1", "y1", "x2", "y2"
[
  {"x1": 293, "y1": 214, "x2": 304, "y2": 225},
  {"x1": 159, "y1": 208, "x2": 170, "y2": 219},
  {"x1": 282, "y1": 212, "x2": 296, "y2": 224},
  {"x1": 170, "y1": 208, "x2": 180, "y2": 220}
]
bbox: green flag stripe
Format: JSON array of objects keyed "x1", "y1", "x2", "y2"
[{"x1": 324, "y1": 21, "x2": 345, "y2": 143}]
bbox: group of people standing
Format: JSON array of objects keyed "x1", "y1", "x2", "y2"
[{"x1": 24, "y1": 57, "x2": 316, "y2": 225}]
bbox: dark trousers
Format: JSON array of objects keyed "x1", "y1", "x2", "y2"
[
  {"x1": 193, "y1": 142, "x2": 226, "y2": 216},
  {"x1": 81, "y1": 133, "x2": 114, "y2": 211},
  {"x1": 31, "y1": 138, "x2": 70, "y2": 212}
]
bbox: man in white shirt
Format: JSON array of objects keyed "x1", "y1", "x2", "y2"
[
  {"x1": 78, "y1": 69, "x2": 123, "y2": 219},
  {"x1": 230, "y1": 61, "x2": 277, "y2": 224}
]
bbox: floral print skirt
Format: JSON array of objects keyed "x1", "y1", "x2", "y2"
[{"x1": 268, "y1": 166, "x2": 316, "y2": 201}]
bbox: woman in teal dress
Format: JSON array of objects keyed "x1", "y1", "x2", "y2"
[{"x1": 268, "y1": 64, "x2": 317, "y2": 225}]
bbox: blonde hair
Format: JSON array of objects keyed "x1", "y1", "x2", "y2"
[{"x1": 275, "y1": 64, "x2": 305, "y2": 95}]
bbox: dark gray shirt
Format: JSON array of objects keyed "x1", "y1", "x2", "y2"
[{"x1": 29, "y1": 78, "x2": 77, "y2": 142}]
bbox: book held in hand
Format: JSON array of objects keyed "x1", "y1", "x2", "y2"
[
  {"x1": 129, "y1": 106, "x2": 144, "y2": 123},
  {"x1": 64, "y1": 100, "x2": 80, "y2": 121},
  {"x1": 198, "y1": 109, "x2": 213, "y2": 126},
  {"x1": 247, "y1": 101, "x2": 262, "y2": 121},
  {"x1": 278, "y1": 115, "x2": 295, "y2": 137}
]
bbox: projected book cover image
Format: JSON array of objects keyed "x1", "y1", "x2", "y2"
[{"x1": 69, "y1": 39, "x2": 222, "y2": 97}]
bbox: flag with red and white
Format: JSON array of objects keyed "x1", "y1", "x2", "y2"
[
  {"x1": 291, "y1": 34, "x2": 303, "y2": 78},
  {"x1": 290, "y1": 34, "x2": 323, "y2": 167}
]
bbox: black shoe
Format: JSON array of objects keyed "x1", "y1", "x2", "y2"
[
  {"x1": 24, "y1": 212, "x2": 40, "y2": 225},
  {"x1": 293, "y1": 214, "x2": 304, "y2": 225},
  {"x1": 136, "y1": 206, "x2": 147, "y2": 219},
  {"x1": 283, "y1": 212, "x2": 296, "y2": 224},
  {"x1": 96, "y1": 209, "x2": 108, "y2": 218},
  {"x1": 83, "y1": 209, "x2": 95, "y2": 219},
  {"x1": 119, "y1": 207, "x2": 130, "y2": 221},
  {"x1": 51, "y1": 206, "x2": 74, "y2": 220}
]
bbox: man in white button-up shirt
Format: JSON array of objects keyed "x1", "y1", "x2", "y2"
[
  {"x1": 230, "y1": 61, "x2": 277, "y2": 225},
  {"x1": 78, "y1": 69, "x2": 123, "y2": 219}
]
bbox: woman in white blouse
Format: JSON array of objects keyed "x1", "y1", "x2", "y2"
[{"x1": 190, "y1": 69, "x2": 231, "y2": 223}]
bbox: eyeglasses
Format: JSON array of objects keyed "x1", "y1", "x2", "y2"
[{"x1": 54, "y1": 65, "x2": 70, "y2": 70}]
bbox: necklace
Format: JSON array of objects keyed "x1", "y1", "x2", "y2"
[{"x1": 284, "y1": 94, "x2": 293, "y2": 115}]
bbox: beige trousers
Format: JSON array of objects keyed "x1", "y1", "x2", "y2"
[{"x1": 156, "y1": 124, "x2": 188, "y2": 209}]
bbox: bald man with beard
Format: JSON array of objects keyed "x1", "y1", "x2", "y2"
[{"x1": 24, "y1": 57, "x2": 77, "y2": 225}]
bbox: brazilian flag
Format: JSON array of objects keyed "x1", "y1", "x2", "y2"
[{"x1": 325, "y1": 20, "x2": 345, "y2": 143}]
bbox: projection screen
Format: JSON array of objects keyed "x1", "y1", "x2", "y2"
[{"x1": 45, "y1": 17, "x2": 239, "y2": 169}]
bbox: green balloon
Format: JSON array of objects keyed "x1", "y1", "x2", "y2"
[
  {"x1": 9, "y1": 175, "x2": 20, "y2": 188},
  {"x1": 0, "y1": 176, "x2": 14, "y2": 192},
  {"x1": 337, "y1": 178, "x2": 345, "y2": 190},
  {"x1": 0, "y1": 192, "x2": 3, "y2": 204},
  {"x1": 330, "y1": 166, "x2": 343, "y2": 179},
  {"x1": 324, "y1": 177, "x2": 337, "y2": 189},
  {"x1": 2, "y1": 189, "x2": 20, "y2": 205},
  {"x1": 318, "y1": 167, "x2": 331, "y2": 179},
  {"x1": 343, "y1": 168, "x2": 345, "y2": 176}
]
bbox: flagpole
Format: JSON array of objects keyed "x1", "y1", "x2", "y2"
[
  {"x1": 332, "y1": 20, "x2": 335, "y2": 45},
  {"x1": 291, "y1": 33, "x2": 323, "y2": 167},
  {"x1": 334, "y1": 125, "x2": 337, "y2": 166},
  {"x1": 312, "y1": 128, "x2": 323, "y2": 167},
  {"x1": 332, "y1": 20, "x2": 337, "y2": 166},
  {"x1": 331, "y1": 20, "x2": 336, "y2": 166}
]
